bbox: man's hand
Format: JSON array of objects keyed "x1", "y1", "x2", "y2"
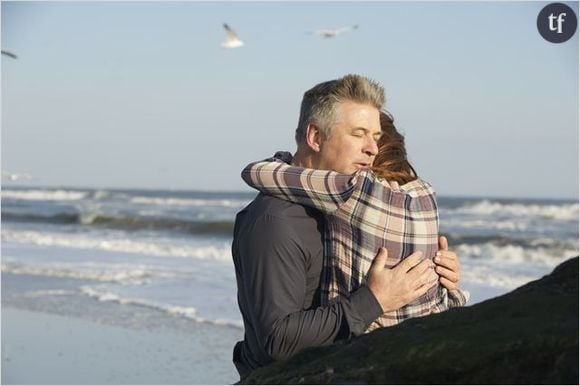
[
  {"x1": 367, "y1": 248, "x2": 438, "y2": 313},
  {"x1": 435, "y1": 236, "x2": 461, "y2": 292}
]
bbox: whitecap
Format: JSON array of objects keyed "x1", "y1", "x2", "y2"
[
  {"x1": 130, "y1": 196, "x2": 250, "y2": 209},
  {"x1": 455, "y1": 243, "x2": 578, "y2": 266},
  {"x1": 453, "y1": 200, "x2": 579, "y2": 221},
  {"x1": 1, "y1": 229, "x2": 233, "y2": 262},
  {"x1": 1, "y1": 189, "x2": 88, "y2": 201},
  {"x1": 1, "y1": 262, "x2": 158, "y2": 285}
]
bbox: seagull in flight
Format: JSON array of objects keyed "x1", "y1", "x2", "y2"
[
  {"x1": 1, "y1": 170, "x2": 31, "y2": 181},
  {"x1": 1, "y1": 49, "x2": 18, "y2": 59},
  {"x1": 221, "y1": 23, "x2": 244, "y2": 49},
  {"x1": 314, "y1": 24, "x2": 359, "y2": 38}
]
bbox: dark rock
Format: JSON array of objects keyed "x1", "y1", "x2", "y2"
[{"x1": 242, "y1": 257, "x2": 579, "y2": 385}]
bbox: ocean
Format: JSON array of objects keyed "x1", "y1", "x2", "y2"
[{"x1": 1, "y1": 187, "x2": 578, "y2": 383}]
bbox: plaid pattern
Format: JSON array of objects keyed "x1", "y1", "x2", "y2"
[{"x1": 241, "y1": 152, "x2": 468, "y2": 331}]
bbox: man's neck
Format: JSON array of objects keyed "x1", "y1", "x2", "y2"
[{"x1": 292, "y1": 147, "x2": 317, "y2": 169}]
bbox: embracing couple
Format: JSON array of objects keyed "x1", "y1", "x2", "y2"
[{"x1": 232, "y1": 74, "x2": 469, "y2": 379}]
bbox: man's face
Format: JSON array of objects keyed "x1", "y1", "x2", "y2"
[{"x1": 315, "y1": 101, "x2": 381, "y2": 174}]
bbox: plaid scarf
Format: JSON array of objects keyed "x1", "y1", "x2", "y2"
[{"x1": 242, "y1": 152, "x2": 468, "y2": 330}]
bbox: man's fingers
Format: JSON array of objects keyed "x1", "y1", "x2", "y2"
[
  {"x1": 410, "y1": 258, "x2": 435, "y2": 276},
  {"x1": 435, "y1": 265, "x2": 459, "y2": 283},
  {"x1": 413, "y1": 279, "x2": 437, "y2": 298},
  {"x1": 415, "y1": 267, "x2": 438, "y2": 290},
  {"x1": 434, "y1": 252, "x2": 459, "y2": 272},
  {"x1": 438, "y1": 235, "x2": 449, "y2": 251},
  {"x1": 440, "y1": 276, "x2": 458, "y2": 291},
  {"x1": 398, "y1": 251, "x2": 423, "y2": 271}
]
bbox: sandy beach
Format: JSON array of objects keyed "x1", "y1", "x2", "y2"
[{"x1": 1, "y1": 306, "x2": 241, "y2": 385}]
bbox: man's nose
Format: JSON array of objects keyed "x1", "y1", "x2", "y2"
[{"x1": 364, "y1": 136, "x2": 379, "y2": 157}]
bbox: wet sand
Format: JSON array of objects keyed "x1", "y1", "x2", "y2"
[{"x1": 1, "y1": 307, "x2": 240, "y2": 385}]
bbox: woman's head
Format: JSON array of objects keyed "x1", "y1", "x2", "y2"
[{"x1": 371, "y1": 111, "x2": 417, "y2": 184}]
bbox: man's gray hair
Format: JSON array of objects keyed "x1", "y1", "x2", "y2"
[{"x1": 295, "y1": 74, "x2": 385, "y2": 144}]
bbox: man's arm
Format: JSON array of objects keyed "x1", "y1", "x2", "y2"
[
  {"x1": 235, "y1": 212, "x2": 382, "y2": 362},
  {"x1": 234, "y1": 205, "x2": 441, "y2": 365}
]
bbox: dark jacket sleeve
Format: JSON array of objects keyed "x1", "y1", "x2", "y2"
[{"x1": 235, "y1": 211, "x2": 382, "y2": 363}]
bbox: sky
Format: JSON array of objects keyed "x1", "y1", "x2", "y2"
[{"x1": 1, "y1": 1, "x2": 578, "y2": 199}]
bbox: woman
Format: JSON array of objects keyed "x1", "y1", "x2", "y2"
[{"x1": 242, "y1": 111, "x2": 468, "y2": 331}]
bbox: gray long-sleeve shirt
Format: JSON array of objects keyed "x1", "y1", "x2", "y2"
[{"x1": 232, "y1": 193, "x2": 383, "y2": 377}]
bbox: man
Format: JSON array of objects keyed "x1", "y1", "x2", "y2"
[{"x1": 232, "y1": 74, "x2": 463, "y2": 378}]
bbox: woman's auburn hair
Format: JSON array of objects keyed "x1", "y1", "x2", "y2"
[{"x1": 371, "y1": 111, "x2": 418, "y2": 185}]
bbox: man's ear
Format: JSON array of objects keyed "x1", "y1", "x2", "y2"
[{"x1": 305, "y1": 124, "x2": 322, "y2": 152}]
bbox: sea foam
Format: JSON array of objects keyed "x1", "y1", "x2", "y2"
[
  {"x1": 130, "y1": 196, "x2": 250, "y2": 208},
  {"x1": 453, "y1": 200, "x2": 579, "y2": 221},
  {"x1": 1, "y1": 261, "x2": 158, "y2": 285},
  {"x1": 80, "y1": 285, "x2": 243, "y2": 329},
  {"x1": 455, "y1": 242, "x2": 577, "y2": 265},
  {"x1": 1, "y1": 229, "x2": 232, "y2": 262},
  {"x1": 1, "y1": 189, "x2": 88, "y2": 201}
]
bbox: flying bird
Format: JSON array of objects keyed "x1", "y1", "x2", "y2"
[
  {"x1": 314, "y1": 25, "x2": 359, "y2": 38},
  {"x1": 221, "y1": 23, "x2": 244, "y2": 49},
  {"x1": 1, "y1": 170, "x2": 31, "y2": 181},
  {"x1": 1, "y1": 49, "x2": 18, "y2": 59}
]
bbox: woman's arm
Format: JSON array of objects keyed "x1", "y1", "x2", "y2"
[{"x1": 241, "y1": 155, "x2": 358, "y2": 214}]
